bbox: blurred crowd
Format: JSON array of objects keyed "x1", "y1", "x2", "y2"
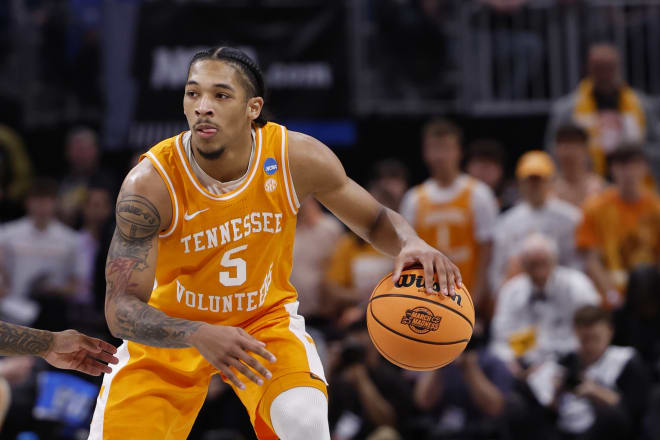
[{"x1": 0, "y1": 14, "x2": 659, "y2": 440}]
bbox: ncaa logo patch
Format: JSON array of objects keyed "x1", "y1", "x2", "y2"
[
  {"x1": 264, "y1": 158, "x2": 278, "y2": 175},
  {"x1": 265, "y1": 177, "x2": 277, "y2": 193}
]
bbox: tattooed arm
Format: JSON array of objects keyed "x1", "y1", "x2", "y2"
[
  {"x1": 104, "y1": 160, "x2": 204, "y2": 347},
  {"x1": 0, "y1": 321, "x2": 52, "y2": 356},
  {"x1": 106, "y1": 160, "x2": 276, "y2": 390},
  {"x1": 0, "y1": 321, "x2": 118, "y2": 375}
]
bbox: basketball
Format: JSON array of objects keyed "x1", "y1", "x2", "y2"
[{"x1": 366, "y1": 267, "x2": 475, "y2": 371}]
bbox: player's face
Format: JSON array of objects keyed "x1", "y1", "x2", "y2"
[
  {"x1": 423, "y1": 134, "x2": 461, "y2": 174},
  {"x1": 183, "y1": 60, "x2": 262, "y2": 157},
  {"x1": 576, "y1": 322, "x2": 612, "y2": 365}
]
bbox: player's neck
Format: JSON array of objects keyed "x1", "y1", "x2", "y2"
[
  {"x1": 193, "y1": 130, "x2": 253, "y2": 183},
  {"x1": 432, "y1": 170, "x2": 459, "y2": 187}
]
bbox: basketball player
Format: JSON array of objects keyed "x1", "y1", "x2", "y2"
[
  {"x1": 0, "y1": 320, "x2": 118, "y2": 375},
  {"x1": 89, "y1": 47, "x2": 462, "y2": 440}
]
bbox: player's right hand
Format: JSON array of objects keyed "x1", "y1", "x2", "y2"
[{"x1": 189, "y1": 324, "x2": 276, "y2": 390}]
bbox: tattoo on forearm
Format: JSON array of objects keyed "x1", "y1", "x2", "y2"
[
  {"x1": 0, "y1": 321, "x2": 53, "y2": 356},
  {"x1": 113, "y1": 296, "x2": 202, "y2": 348},
  {"x1": 105, "y1": 192, "x2": 201, "y2": 347}
]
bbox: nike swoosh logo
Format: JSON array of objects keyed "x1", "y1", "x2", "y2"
[{"x1": 183, "y1": 208, "x2": 209, "y2": 221}]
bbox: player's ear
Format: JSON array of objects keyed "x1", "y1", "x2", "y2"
[{"x1": 247, "y1": 97, "x2": 264, "y2": 122}]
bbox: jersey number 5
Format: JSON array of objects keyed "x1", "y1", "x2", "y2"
[{"x1": 219, "y1": 245, "x2": 248, "y2": 286}]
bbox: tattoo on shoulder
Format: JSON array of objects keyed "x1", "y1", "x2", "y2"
[
  {"x1": 0, "y1": 321, "x2": 53, "y2": 356},
  {"x1": 106, "y1": 193, "x2": 161, "y2": 300}
]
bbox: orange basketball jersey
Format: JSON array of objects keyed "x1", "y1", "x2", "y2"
[
  {"x1": 413, "y1": 179, "x2": 479, "y2": 290},
  {"x1": 141, "y1": 122, "x2": 300, "y2": 327}
]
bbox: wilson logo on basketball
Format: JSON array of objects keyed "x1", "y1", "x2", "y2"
[
  {"x1": 401, "y1": 307, "x2": 442, "y2": 334},
  {"x1": 395, "y1": 274, "x2": 463, "y2": 306}
]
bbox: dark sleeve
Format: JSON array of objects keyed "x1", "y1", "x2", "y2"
[{"x1": 615, "y1": 354, "x2": 652, "y2": 426}]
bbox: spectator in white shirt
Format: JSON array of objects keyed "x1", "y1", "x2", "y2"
[
  {"x1": 490, "y1": 233, "x2": 600, "y2": 370},
  {"x1": 0, "y1": 178, "x2": 82, "y2": 326},
  {"x1": 490, "y1": 151, "x2": 582, "y2": 292}
]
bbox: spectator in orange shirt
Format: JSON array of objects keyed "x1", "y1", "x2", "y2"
[
  {"x1": 400, "y1": 120, "x2": 498, "y2": 308},
  {"x1": 553, "y1": 124, "x2": 606, "y2": 208},
  {"x1": 576, "y1": 146, "x2": 660, "y2": 308}
]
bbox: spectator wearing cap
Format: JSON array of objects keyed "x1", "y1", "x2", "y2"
[
  {"x1": 545, "y1": 43, "x2": 660, "y2": 180},
  {"x1": 576, "y1": 146, "x2": 660, "y2": 308},
  {"x1": 552, "y1": 124, "x2": 606, "y2": 208},
  {"x1": 490, "y1": 151, "x2": 582, "y2": 292}
]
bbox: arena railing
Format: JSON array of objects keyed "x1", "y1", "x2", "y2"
[{"x1": 349, "y1": 0, "x2": 660, "y2": 116}]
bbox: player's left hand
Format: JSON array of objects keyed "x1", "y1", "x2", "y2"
[
  {"x1": 392, "y1": 237, "x2": 462, "y2": 297},
  {"x1": 42, "y1": 330, "x2": 119, "y2": 376}
]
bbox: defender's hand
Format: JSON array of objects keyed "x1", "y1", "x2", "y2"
[
  {"x1": 392, "y1": 238, "x2": 462, "y2": 296},
  {"x1": 190, "y1": 324, "x2": 276, "y2": 390},
  {"x1": 43, "y1": 330, "x2": 119, "y2": 376}
]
